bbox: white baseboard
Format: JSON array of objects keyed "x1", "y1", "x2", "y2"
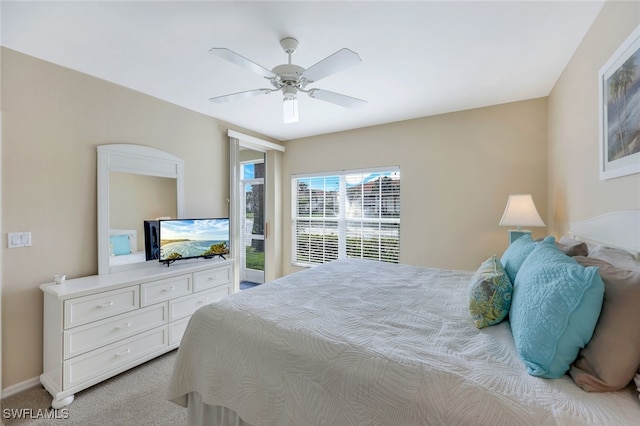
[{"x1": 2, "y1": 376, "x2": 41, "y2": 399}]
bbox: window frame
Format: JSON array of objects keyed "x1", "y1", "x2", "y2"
[{"x1": 291, "y1": 166, "x2": 400, "y2": 267}]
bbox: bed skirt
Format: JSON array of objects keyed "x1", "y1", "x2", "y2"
[{"x1": 187, "y1": 392, "x2": 291, "y2": 426}]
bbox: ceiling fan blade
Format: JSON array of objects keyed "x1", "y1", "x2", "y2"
[
  {"x1": 209, "y1": 48, "x2": 276, "y2": 79},
  {"x1": 308, "y1": 89, "x2": 368, "y2": 109},
  {"x1": 209, "y1": 89, "x2": 272, "y2": 103},
  {"x1": 302, "y1": 48, "x2": 362, "y2": 83}
]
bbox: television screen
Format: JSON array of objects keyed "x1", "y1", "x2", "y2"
[{"x1": 159, "y1": 218, "x2": 230, "y2": 264}]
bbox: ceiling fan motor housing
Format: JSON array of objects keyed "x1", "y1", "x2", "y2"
[{"x1": 271, "y1": 64, "x2": 306, "y2": 86}]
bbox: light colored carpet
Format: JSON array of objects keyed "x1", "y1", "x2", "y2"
[{"x1": 1, "y1": 350, "x2": 187, "y2": 425}]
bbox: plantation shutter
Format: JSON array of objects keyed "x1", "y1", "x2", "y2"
[{"x1": 292, "y1": 167, "x2": 400, "y2": 267}]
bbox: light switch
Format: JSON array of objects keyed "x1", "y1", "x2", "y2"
[
  {"x1": 9, "y1": 233, "x2": 21, "y2": 247},
  {"x1": 8, "y1": 232, "x2": 31, "y2": 248}
]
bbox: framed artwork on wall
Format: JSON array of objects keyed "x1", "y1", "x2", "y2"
[{"x1": 599, "y1": 24, "x2": 640, "y2": 180}]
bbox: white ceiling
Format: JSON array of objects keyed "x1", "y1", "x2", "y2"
[{"x1": 1, "y1": 1, "x2": 604, "y2": 141}]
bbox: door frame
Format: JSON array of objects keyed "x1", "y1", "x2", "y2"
[{"x1": 228, "y1": 130, "x2": 285, "y2": 292}]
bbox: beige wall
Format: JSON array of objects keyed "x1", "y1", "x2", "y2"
[
  {"x1": 0, "y1": 48, "x2": 280, "y2": 389},
  {"x1": 282, "y1": 98, "x2": 548, "y2": 275},
  {"x1": 0, "y1": 42, "x2": 3, "y2": 398},
  {"x1": 548, "y1": 0, "x2": 640, "y2": 235}
]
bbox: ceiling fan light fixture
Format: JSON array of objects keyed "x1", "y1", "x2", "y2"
[
  {"x1": 283, "y1": 86, "x2": 299, "y2": 123},
  {"x1": 283, "y1": 96, "x2": 299, "y2": 124}
]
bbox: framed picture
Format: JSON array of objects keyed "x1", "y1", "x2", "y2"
[{"x1": 599, "y1": 24, "x2": 640, "y2": 180}]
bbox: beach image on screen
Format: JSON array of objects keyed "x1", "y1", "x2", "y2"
[{"x1": 160, "y1": 218, "x2": 229, "y2": 261}]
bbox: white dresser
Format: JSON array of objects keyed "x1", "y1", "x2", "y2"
[{"x1": 40, "y1": 259, "x2": 234, "y2": 408}]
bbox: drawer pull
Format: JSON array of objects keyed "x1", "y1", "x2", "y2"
[
  {"x1": 116, "y1": 322, "x2": 132, "y2": 330},
  {"x1": 98, "y1": 301, "x2": 114, "y2": 308},
  {"x1": 162, "y1": 286, "x2": 176, "y2": 292},
  {"x1": 115, "y1": 348, "x2": 131, "y2": 357},
  {"x1": 198, "y1": 297, "x2": 211, "y2": 305},
  {"x1": 207, "y1": 276, "x2": 215, "y2": 281}
]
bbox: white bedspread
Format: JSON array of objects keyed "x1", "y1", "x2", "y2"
[
  {"x1": 168, "y1": 259, "x2": 639, "y2": 425},
  {"x1": 109, "y1": 251, "x2": 146, "y2": 266}
]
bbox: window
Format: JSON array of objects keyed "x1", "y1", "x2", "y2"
[{"x1": 292, "y1": 167, "x2": 400, "y2": 266}]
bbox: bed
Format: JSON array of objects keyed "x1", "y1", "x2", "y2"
[{"x1": 168, "y1": 211, "x2": 640, "y2": 425}]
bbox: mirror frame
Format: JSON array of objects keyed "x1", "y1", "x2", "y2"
[{"x1": 97, "y1": 144, "x2": 185, "y2": 274}]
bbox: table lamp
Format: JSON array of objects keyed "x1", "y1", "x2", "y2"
[{"x1": 499, "y1": 194, "x2": 545, "y2": 243}]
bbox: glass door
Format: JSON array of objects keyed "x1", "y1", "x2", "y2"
[
  {"x1": 240, "y1": 160, "x2": 265, "y2": 284},
  {"x1": 230, "y1": 130, "x2": 285, "y2": 291}
]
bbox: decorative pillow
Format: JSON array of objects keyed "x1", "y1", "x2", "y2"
[
  {"x1": 588, "y1": 245, "x2": 640, "y2": 272},
  {"x1": 110, "y1": 234, "x2": 132, "y2": 256},
  {"x1": 468, "y1": 255, "x2": 513, "y2": 329},
  {"x1": 569, "y1": 256, "x2": 640, "y2": 391},
  {"x1": 109, "y1": 229, "x2": 137, "y2": 253},
  {"x1": 556, "y1": 236, "x2": 588, "y2": 257},
  {"x1": 500, "y1": 235, "x2": 555, "y2": 283},
  {"x1": 509, "y1": 243, "x2": 604, "y2": 379}
]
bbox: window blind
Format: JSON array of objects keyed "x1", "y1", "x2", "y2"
[{"x1": 292, "y1": 168, "x2": 400, "y2": 266}]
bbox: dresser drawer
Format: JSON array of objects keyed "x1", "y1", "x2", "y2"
[
  {"x1": 193, "y1": 265, "x2": 232, "y2": 292},
  {"x1": 64, "y1": 304, "x2": 168, "y2": 360},
  {"x1": 64, "y1": 286, "x2": 139, "y2": 329},
  {"x1": 169, "y1": 317, "x2": 190, "y2": 346},
  {"x1": 140, "y1": 275, "x2": 191, "y2": 307},
  {"x1": 63, "y1": 326, "x2": 167, "y2": 389},
  {"x1": 169, "y1": 286, "x2": 230, "y2": 322}
]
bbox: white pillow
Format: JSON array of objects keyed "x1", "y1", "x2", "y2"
[{"x1": 588, "y1": 245, "x2": 640, "y2": 272}]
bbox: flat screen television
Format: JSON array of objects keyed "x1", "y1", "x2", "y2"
[{"x1": 158, "y1": 218, "x2": 230, "y2": 266}]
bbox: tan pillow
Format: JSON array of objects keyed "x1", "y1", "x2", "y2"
[
  {"x1": 556, "y1": 236, "x2": 588, "y2": 257},
  {"x1": 569, "y1": 256, "x2": 640, "y2": 391},
  {"x1": 588, "y1": 245, "x2": 640, "y2": 271}
]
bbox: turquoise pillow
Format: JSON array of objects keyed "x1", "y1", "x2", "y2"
[
  {"x1": 510, "y1": 243, "x2": 604, "y2": 378},
  {"x1": 468, "y1": 255, "x2": 513, "y2": 328},
  {"x1": 500, "y1": 235, "x2": 555, "y2": 283},
  {"x1": 110, "y1": 234, "x2": 131, "y2": 256}
]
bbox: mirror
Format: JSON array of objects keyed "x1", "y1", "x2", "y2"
[{"x1": 97, "y1": 144, "x2": 184, "y2": 274}]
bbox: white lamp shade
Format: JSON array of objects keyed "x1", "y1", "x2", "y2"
[
  {"x1": 283, "y1": 97, "x2": 299, "y2": 123},
  {"x1": 499, "y1": 194, "x2": 545, "y2": 227}
]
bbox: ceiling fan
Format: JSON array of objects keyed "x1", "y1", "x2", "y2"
[{"x1": 209, "y1": 37, "x2": 367, "y2": 123}]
